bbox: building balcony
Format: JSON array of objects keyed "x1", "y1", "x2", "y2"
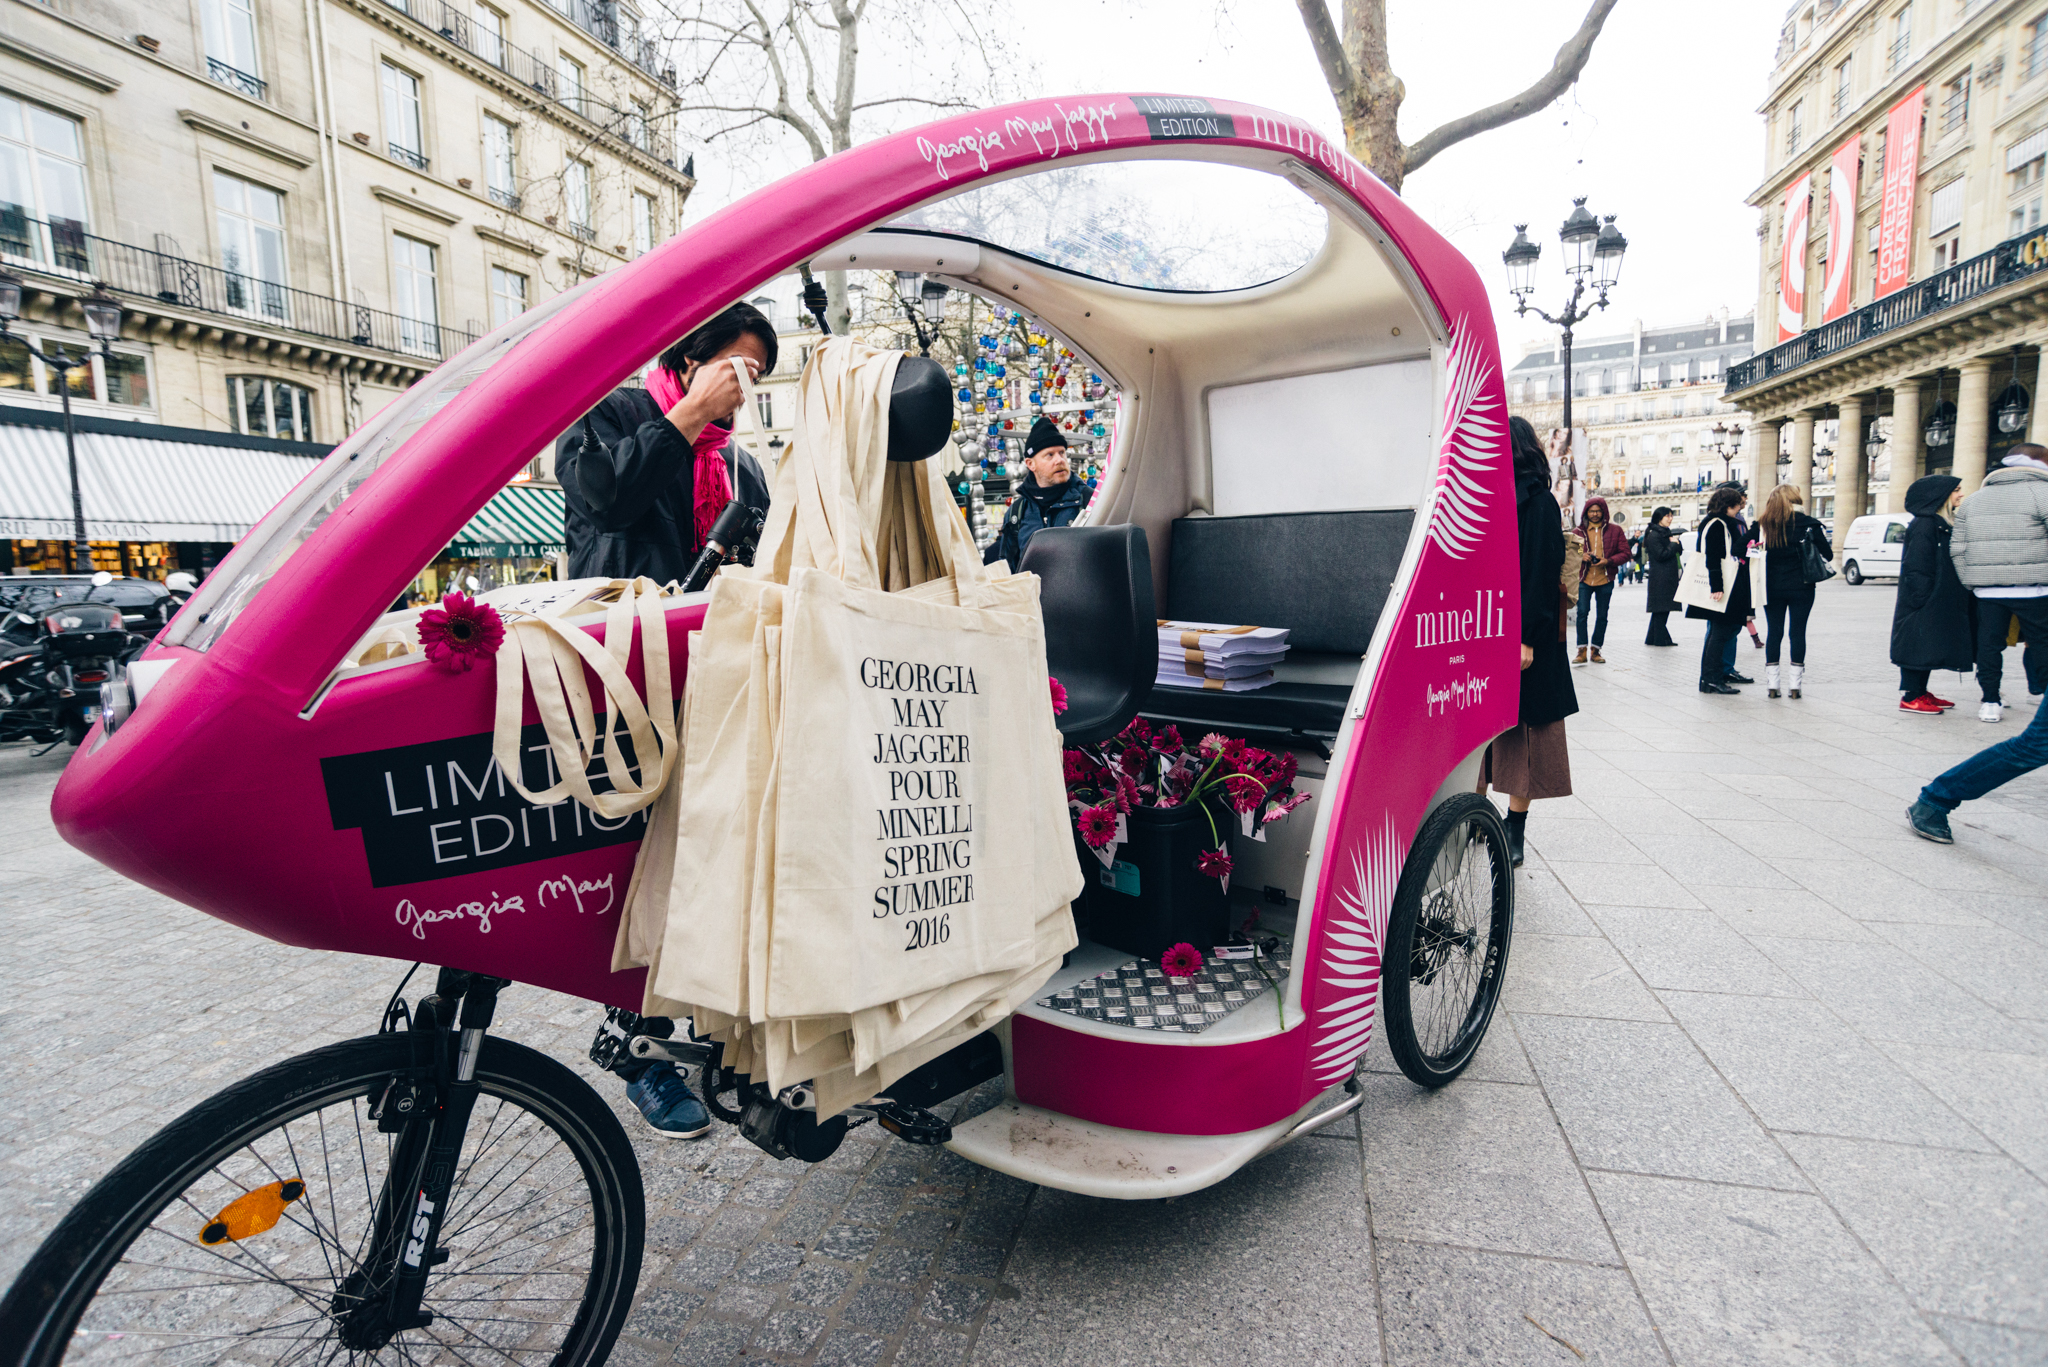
[
  {"x1": 388, "y1": 144, "x2": 430, "y2": 172},
  {"x1": 206, "y1": 58, "x2": 267, "y2": 101},
  {"x1": 0, "y1": 213, "x2": 479, "y2": 362},
  {"x1": 566, "y1": 222, "x2": 596, "y2": 243},
  {"x1": 373, "y1": 0, "x2": 673, "y2": 97},
  {"x1": 488, "y1": 186, "x2": 522, "y2": 211},
  {"x1": 1727, "y1": 225, "x2": 2048, "y2": 397}
]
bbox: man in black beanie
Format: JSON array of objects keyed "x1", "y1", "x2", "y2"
[{"x1": 985, "y1": 415, "x2": 1091, "y2": 572}]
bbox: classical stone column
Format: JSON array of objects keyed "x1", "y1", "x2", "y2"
[
  {"x1": 1885, "y1": 382, "x2": 1924, "y2": 513},
  {"x1": 1749, "y1": 419, "x2": 1783, "y2": 493},
  {"x1": 1788, "y1": 409, "x2": 1816, "y2": 501},
  {"x1": 1955, "y1": 357, "x2": 1994, "y2": 493},
  {"x1": 1834, "y1": 393, "x2": 1866, "y2": 553}
]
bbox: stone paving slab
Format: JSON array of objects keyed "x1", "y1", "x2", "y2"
[{"x1": 3, "y1": 579, "x2": 2046, "y2": 1364}]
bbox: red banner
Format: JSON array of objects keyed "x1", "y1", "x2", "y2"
[
  {"x1": 1822, "y1": 137, "x2": 1860, "y2": 321},
  {"x1": 1778, "y1": 173, "x2": 1811, "y2": 342},
  {"x1": 1876, "y1": 86, "x2": 1926, "y2": 298}
]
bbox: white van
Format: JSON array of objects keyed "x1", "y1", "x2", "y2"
[{"x1": 1841, "y1": 512, "x2": 1911, "y2": 584}]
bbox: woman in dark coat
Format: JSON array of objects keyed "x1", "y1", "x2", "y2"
[
  {"x1": 1486, "y1": 416, "x2": 1578, "y2": 867},
  {"x1": 1642, "y1": 506, "x2": 1682, "y2": 646},
  {"x1": 1754, "y1": 482, "x2": 1832, "y2": 699},
  {"x1": 1891, "y1": 473, "x2": 1974, "y2": 714},
  {"x1": 1684, "y1": 485, "x2": 1753, "y2": 694}
]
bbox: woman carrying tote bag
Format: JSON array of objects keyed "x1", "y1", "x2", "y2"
[
  {"x1": 1754, "y1": 483, "x2": 1832, "y2": 699},
  {"x1": 1680, "y1": 485, "x2": 1753, "y2": 695}
]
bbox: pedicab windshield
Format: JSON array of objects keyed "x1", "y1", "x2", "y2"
[{"x1": 893, "y1": 160, "x2": 1329, "y2": 292}]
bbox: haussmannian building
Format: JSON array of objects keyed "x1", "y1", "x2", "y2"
[
  {"x1": 1732, "y1": 0, "x2": 2048, "y2": 556},
  {"x1": 0, "y1": 0, "x2": 689, "y2": 578}
]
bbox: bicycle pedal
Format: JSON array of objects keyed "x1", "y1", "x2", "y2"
[{"x1": 858, "y1": 1098, "x2": 952, "y2": 1146}]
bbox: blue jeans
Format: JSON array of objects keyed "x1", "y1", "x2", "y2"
[
  {"x1": 1576, "y1": 580, "x2": 1612, "y2": 647},
  {"x1": 1920, "y1": 694, "x2": 2048, "y2": 810}
]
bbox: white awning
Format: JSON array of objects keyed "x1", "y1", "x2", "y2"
[
  {"x1": 2009, "y1": 128, "x2": 2048, "y2": 172},
  {"x1": 0, "y1": 421, "x2": 317, "y2": 543}
]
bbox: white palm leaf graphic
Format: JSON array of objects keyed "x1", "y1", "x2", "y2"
[
  {"x1": 1427, "y1": 318, "x2": 1501, "y2": 560},
  {"x1": 1309, "y1": 816, "x2": 1404, "y2": 1082}
]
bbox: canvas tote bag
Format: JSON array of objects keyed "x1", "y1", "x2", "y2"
[{"x1": 1674, "y1": 519, "x2": 1732, "y2": 614}]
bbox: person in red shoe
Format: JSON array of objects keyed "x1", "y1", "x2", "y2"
[{"x1": 1891, "y1": 474, "x2": 1974, "y2": 715}]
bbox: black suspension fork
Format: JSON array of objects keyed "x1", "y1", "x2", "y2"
[{"x1": 343, "y1": 968, "x2": 508, "y2": 1346}]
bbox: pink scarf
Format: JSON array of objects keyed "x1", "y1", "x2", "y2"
[{"x1": 647, "y1": 364, "x2": 735, "y2": 551}]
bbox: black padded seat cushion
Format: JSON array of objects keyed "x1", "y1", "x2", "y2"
[{"x1": 1163, "y1": 509, "x2": 1415, "y2": 656}]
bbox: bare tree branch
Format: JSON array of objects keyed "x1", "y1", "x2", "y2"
[
  {"x1": 1403, "y1": 0, "x2": 1621, "y2": 179},
  {"x1": 851, "y1": 95, "x2": 972, "y2": 111},
  {"x1": 1291, "y1": 0, "x2": 1355, "y2": 101}
]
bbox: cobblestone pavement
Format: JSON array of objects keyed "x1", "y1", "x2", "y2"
[{"x1": 3, "y1": 578, "x2": 2046, "y2": 1365}]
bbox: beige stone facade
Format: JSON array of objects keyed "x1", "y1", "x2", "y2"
[
  {"x1": 1735, "y1": 0, "x2": 2048, "y2": 557},
  {"x1": 0, "y1": 0, "x2": 688, "y2": 461}
]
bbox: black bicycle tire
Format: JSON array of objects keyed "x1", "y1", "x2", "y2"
[
  {"x1": 1382, "y1": 793, "x2": 1515, "y2": 1089},
  {"x1": 0, "y1": 1032, "x2": 643, "y2": 1367}
]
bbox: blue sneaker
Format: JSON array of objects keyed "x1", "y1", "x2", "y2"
[
  {"x1": 626, "y1": 1063, "x2": 712, "y2": 1139},
  {"x1": 1906, "y1": 800, "x2": 1954, "y2": 845}
]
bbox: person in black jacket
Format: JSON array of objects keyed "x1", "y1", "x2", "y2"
[
  {"x1": 984, "y1": 417, "x2": 1090, "y2": 572},
  {"x1": 1891, "y1": 473, "x2": 1974, "y2": 714},
  {"x1": 1642, "y1": 507, "x2": 1681, "y2": 645},
  {"x1": 1484, "y1": 416, "x2": 1578, "y2": 867},
  {"x1": 1684, "y1": 486, "x2": 1751, "y2": 694},
  {"x1": 1754, "y1": 483, "x2": 1832, "y2": 699},
  {"x1": 556, "y1": 303, "x2": 778, "y2": 585}
]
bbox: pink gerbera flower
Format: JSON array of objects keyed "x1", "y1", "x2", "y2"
[
  {"x1": 1062, "y1": 749, "x2": 1096, "y2": 786},
  {"x1": 1077, "y1": 803, "x2": 1120, "y2": 849},
  {"x1": 1199, "y1": 732, "x2": 1227, "y2": 758},
  {"x1": 418, "y1": 592, "x2": 505, "y2": 673},
  {"x1": 1160, "y1": 942, "x2": 1204, "y2": 978},
  {"x1": 1195, "y1": 847, "x2": 1233, "y2": 882},
  {"x1": 1049, "y1": 676, "x2": 1069, "y2": 715}
]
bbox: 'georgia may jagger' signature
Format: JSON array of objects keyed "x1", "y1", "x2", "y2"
[{"x1": 394, "y1": 873, "x2": 615, "y2": 941}]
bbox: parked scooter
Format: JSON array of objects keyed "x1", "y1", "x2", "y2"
[{"x1": 0, "y1": 572, "x2": 147, "y2": 752}]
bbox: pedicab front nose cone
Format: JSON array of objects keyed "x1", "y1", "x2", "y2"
[{"x1": 46, "y1": 94, "x2": 1520, "y2": 1199}]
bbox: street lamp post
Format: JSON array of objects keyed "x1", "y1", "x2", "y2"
[
  {"x1": 0, "y1": 276, "x2": 124, "y2": 573},
  {"x1": 1503, "y1": 200, "x2": 1628, "y2": 439},
  {"x1": 1707, "y1": 420, "x2": 1747, "y2": 488}
]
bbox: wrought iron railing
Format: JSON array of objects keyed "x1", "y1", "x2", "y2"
[
  {"x1": 374, "y1": 0, "x2": 672, "y2": 94},
  {"x1": 566, "y1": 222, "x2": 596, "y2": 243},
  {"x1": 0, "y1": 214, "x2": 478, "y2": 361},
  {"x1": 488, "y1": 187, "x2": 522, "y2": 211},
  {"x1": 1726, "y1": 226, "x2": 2048, "y2": 395},
  {"x1": 388, "y1": 144, "x2": 430, "y2": 172},
  {"x1": 206, "y1": 58, "x2": 267, "y2": 100}
]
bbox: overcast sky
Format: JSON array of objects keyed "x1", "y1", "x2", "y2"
[{"x1": 680, "y1": 0, "x2": 1787, "y2": 359}]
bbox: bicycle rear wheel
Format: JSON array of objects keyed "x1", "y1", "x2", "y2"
[{"x1": 0, "y1": 1032, "x2": 642, "y2": 1367}]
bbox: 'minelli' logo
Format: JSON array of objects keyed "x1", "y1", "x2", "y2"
[{"x1": 1413, "y1": 590, "x2": 1506, "y2": 649}]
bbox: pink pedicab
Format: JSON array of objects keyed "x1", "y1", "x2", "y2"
[{"x1": 3, "y1": 93, "x2": 1520, "y2": 1366}]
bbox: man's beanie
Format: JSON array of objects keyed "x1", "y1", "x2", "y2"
[{"x1": 1025, "y1": 416, "x2": 1067, "y2": 458}]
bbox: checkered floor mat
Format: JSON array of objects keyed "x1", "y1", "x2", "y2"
[{"x1": 1035, "y1": 946, "x2": 1291, "y2": 1034}]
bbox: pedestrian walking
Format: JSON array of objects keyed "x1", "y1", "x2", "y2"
[
  {"x1": 1485, "y1": 416, "x2": 1578, "y2": 868},
  {"x1": 1713, "y1": 483, "x2": 1757, "y2": 685},
  {"x1": 1573, "y1": 496, "x2": 1629, "y2": 664},
  {"x1": 1951, "y1": 446, "x2": 2048, "y2": 723},
  {"x1": 1684, "y1": 485, "x2": 1752, "y2": 694},
  {"x1": 1754, "y1": 483, "x2": 1832, "y2": 698},
  {"x1": 1890, "y1": 474, "x2": 1974, "y2": 715},
  {"x1": 1905, "y1": 682, "x2": 2048, "y2": 841},
  {"x1": 1642, "y1": 506, "x2": 1682, "y2": 646}
]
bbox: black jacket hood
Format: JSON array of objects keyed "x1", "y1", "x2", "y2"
[{"x1": 1904, "y1": 474, "x2": 1961, "y2": 517}]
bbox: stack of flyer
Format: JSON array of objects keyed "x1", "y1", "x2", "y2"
[{"x1": 1156, "y1": 620, "x2": 1289, "y2": 692}]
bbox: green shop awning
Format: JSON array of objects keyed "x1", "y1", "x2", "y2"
[{"x1": 448, "y1": 483, "x2": 565, "y2": 558}]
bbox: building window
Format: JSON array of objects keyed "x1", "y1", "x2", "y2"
[
  {"x1": 2030, "y1": 12, "x2": 2048, "y2": 82},
  {"x1": 1942, "y1": 70, "x2": 1971, "y2": 135},
  {"x1": 629, "y1": 100, "x2": 651, "y2": 153},
  {"x1": 214, "y1": 171, "x2": 288, "y2": 323},
  {"x1": 1873, "y1": 129, "x2": 1887, "y2": 182},
  {"x1": 0, "y1": 328, "x2": 148, "y2": 409},
  {"x1": 1832, "y1": 56, "x2": 1853, "y2": 119},
  {"x1": 632, "y1": 191, "x2": 657, "y2": 255},
  {"x1": 0, "y1": 95, "x2": 90, "y2": 271},
  {"x1": 1889, "y1": 4, "x2": 1912, "y2": 74},
  {"x1": 489, "y1": 264, "x2": 526, "y2": 328},
  {"x1": 756, "y1": 390, "x2": 773, "y2": 429},
  {"x1": 391, "y1": 233, "x2": 440, "y2": 354},
  {"x1": 227, "y1": 376, "x2": 313, "y2": 440},
  {"x1": 1930, "y1": 178, "x2": 1965, "y2": 234},
  {"x1": 199, "y1": 0, "x2": 264, "y2": 97},
  {"x1": 558, "y1": 55, "x2": 585, "y2": 119},
  {"x1": 1933, "y1": 235, "x2": 1962, "y2": 268},
  {"x1": 563, "y1": 158, "x2": 592, "y2": 240},
  {"x1": 474, "y1": 5, "x2": 507, "y2": 66},
  {"x1": 483, "y1": 116, "x2": 518, "y2": 209},
  {"x1": 1786, "y1": 99, "x2": 1804, "y2": 155},
  {"x1": 2011, "y1": 199, "x2": 2043, "y2": 235},
  {"x1": 381, "y1": 63, "x2": 427, "y2": 170}
]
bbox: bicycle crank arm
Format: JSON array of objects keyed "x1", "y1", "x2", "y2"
[
  {"x1": 850, "y1": 1097, "x2": 953, "y2": 1146},
  {"x1": 627, "y1": 1035, "x2": 720, "y2": 1071}
]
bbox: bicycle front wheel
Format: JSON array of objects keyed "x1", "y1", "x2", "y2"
[{"x1": 1, "y1": 1032, "x2": 643, "y2": 1367}]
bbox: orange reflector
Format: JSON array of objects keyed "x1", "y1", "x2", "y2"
[{"x1": 198, "y1": 1179, "x2": 306, "y2": 1246}]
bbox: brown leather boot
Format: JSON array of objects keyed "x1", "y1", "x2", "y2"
[
  {"x1": 1573, "y1": 647, "x2": 1588, "y2": 664},
  {"x1": 1590, "y1": 648, "x2": 1606, "y2": 664}
]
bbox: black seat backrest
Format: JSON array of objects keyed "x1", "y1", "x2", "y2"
[
  {"x1": 1164, "y1": 510, "x2": 1415, "y2": 655},
  {"x1": 1021, "y1": 525, "x2": 1156, "y2": 745}
]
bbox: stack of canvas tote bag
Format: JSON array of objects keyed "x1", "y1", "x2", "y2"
[{"x1": 615, "y1": 337, "x2": 1080, "y2": 1118}]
